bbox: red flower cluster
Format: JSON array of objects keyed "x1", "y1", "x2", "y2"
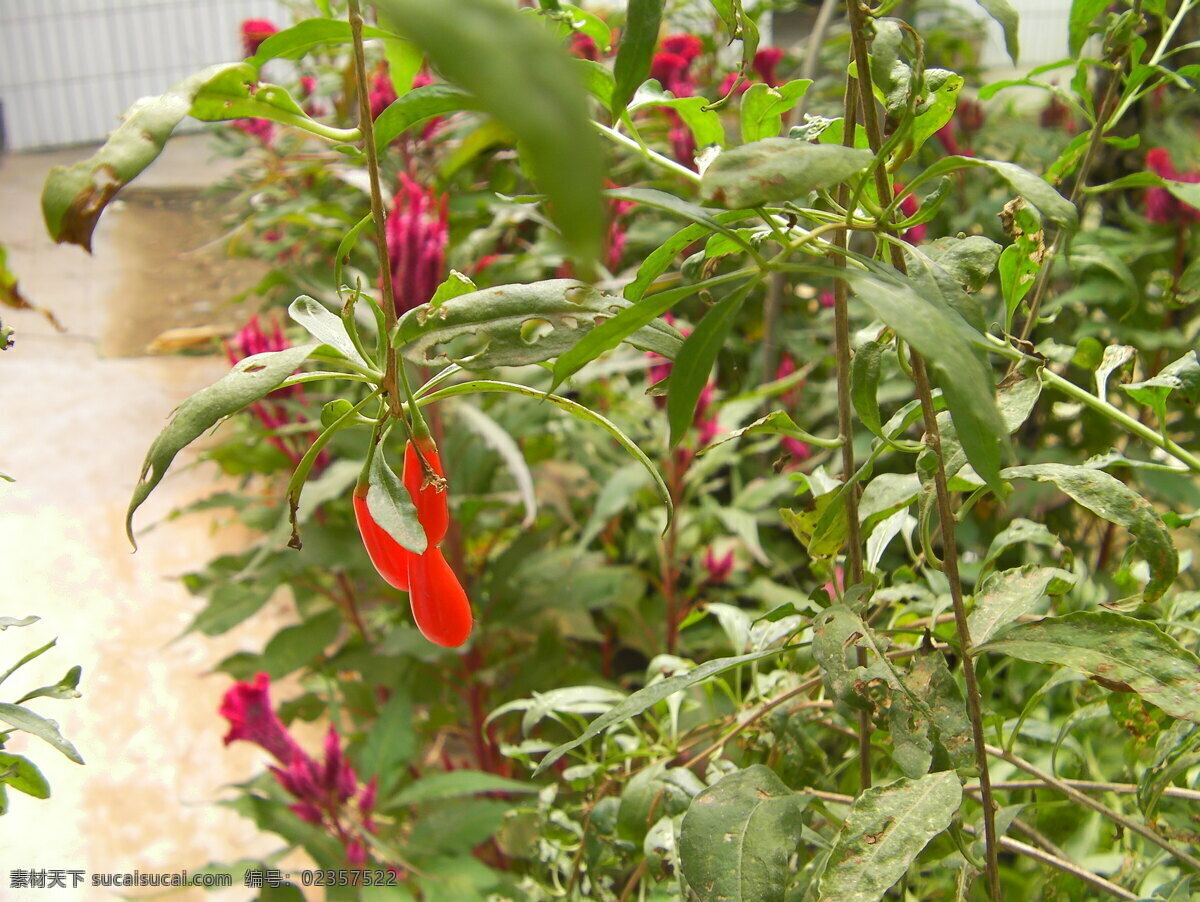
[
  {"x1": 702, "y1": 546, "x2": 735, "y2": 583},
  {"x1": 718, "y1": 46, "x2": 786, "y2": 96},
  {"x1": 355, "y1": 437, "x2": 473, "y2": 648},
  {"x1": 385, "y1": 174, "x2": 449, "y2": 315},
  {"x1": 221, "y1": 674, "x2": 379, "y2": 867},
  {"x1": 650, "y1": 34, "x2": 707, "y2": 167},
  {"x1": 646, "y1": 314, "x2": 721, "y2": 450},
  {"x1": 775, "y1": 353, "x2": 811, "y2": 463},
  {"x1": 894, "y1": 183, "x2": 927, "y2": 244},
  {"x1": 369, "y1": 69, "x2": 396, "y2": 122},
  {"x1": 935, "y1": 97, "x2": 984, "y2": 158},
  {"x1": 240, "y1": 19, "x2": 278, "y2": 57},
  {"x1": 231, "y1": 118, "x2": 276, "y2": 148},
  {"x1": 604, "y1": 190, "x2": 636, "y2": 272},
  {"x1": 1145, "y1": 148, "x2": 1200, "y2": 225},
  {"x1": 226, "y1": 316, "x2": 327, "y2": 469}
]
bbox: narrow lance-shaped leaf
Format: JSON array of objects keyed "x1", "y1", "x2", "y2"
[
  {"x1": 0, "y1": 703, "x2": 84, "y2": 765},
  {"x1": 367, "y1": 448, "x2": 427, "y2": 555},
  {"x1": 977, "y1": 611, "x2": 1200, "y2": 723},
  {"x1": 973, "y1": 0, "x2": 1020, "y2": 63},
  {"x1": 250, "y1": 17, "x2": 400, "y2": 64},
  {"x1": 679, "y1": 766, "x2": 808, "y2": 902},
  {"x1": 127, "y1": 343, "x2": 318, "y2": 547},
  {"x1": 667, "y1": 279, "x2": 759, "y2": 447},
  {"x1": 611, "y1": 0, "x2": 665, "y2": 117},
  {"x1": 373, "y1": 84, "x2": 476, "y2": 152},
  {"x1": 1122, "y1": 350, "x2": 1200, "y2": 427},
  {"x1": 817, "y1": 772, "x2": 962, "y2": 902},
  {"x1": 1003, "y1": 463, "x2": 1177, "y2": 602},
  {"x1": 42, "y1": 63, "x2": 235, "y2": 250},
  {"x1": 911, "y1": 156, "x2": 1077, "y2": 230},
  {"x1": 847, "y1": 269, "x2": 1011, "y2": 495},
  {"x1": 533, "y1": 647, "x2": 791, "y2": 774},
  {"x1": 374, "y1": 0, "x2": 604, "y2": 262}
]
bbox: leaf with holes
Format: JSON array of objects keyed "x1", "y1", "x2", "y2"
[
  {"x1": 817, "y1": 772, "x2": 961, "y2": 902},
  {"x1": 968, "y1": 565, "x2": 1072, "y2": 646},
  {"x1": 394, "y1": 279, "x2": 681, "y2": 369},
  {"x1": 977, "y1": 611, "x2": 1200, "y2": 722},
  {"x1": 679, "y1": 766, "x2": 808, "y2": 902}
]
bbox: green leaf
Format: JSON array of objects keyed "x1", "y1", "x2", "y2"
[
  {"x1": 429, "y1": 271, "x2": 477, "y2": 308},
  {"x1": 575, "y1": 58, "x2": 615, "y2": 107},
  {"x1": 977, "y1": 611, "x2": 1200, "y2": 722},
  {"x1": 701, "y1": 139, "x2": 874, "y2": 208},
  {"x1": 189, "y1": 63, "x2": 312, "y2": 127},
  {"x1": 395, "y1": 279, "x2": 681, "y2": 370},
  {"x1": 1095, "y1": 343, "x2": 1136, "y2": 400},
  {"x1": 1122, "y1": 351, "x2": 1200, "y2": 426},
  {"x1": 920, "y1": 235, "x2": 1003, "y2": 294},
  {"x1": 624, "y1": 211, "x2": 755, "y2": 302},
  {"x1": 0, "y1": 616, "x2": 38, "y2": 630},
  {"x1": 908, "y1": 71, "x2": 965, "y2": 156},
  {"x1": 667, "y1": 280, "x2": 758, "y2": 447},
  {"x1": 630, "y1": 83, "x2": 725, "y2": 149},
  {"x1": 360, "y1": 690, "x2": 416, "y2": 799},
  {"x1": 188, "y1": 581, "x2": 276, "y2": 637},
  {"x1": 549, "y1": 270, "x2": 748, "y2": 388},
  {"x1": 1003, "y1": 463, "x2": 1177, "y2": 603},
  {"x1": 389, "y1": 770, "x2": 535, "y2": 807},
  {"x1": 14, "y1": 666, "x2": 83, "y2": 705},
  {"x1": 259, "y1": 611, "x2": 340, "y2": 679},
  {"x1": 817, "y1": 772, "x2": 962, "y2": 902},
  {"x1": 126, "y1": 343, "x2": 317, "y2": 546},
  {"x1": 611, "y1": 0, "x2": 665, "y2": 117},
  {"x1": 41, "y1": 64, "x2": 234, "y2": 250},
  {"x1": 451, "y1": 402, "x2": 537, "y2": 527},
  {"x1": 698, "y1": 410, "x2": 841, "y2": 457},
  {"x1": 250, "y1": 18, "x2": 398, "y2": 63},
  {"x1": 607, "y1": 187, "x2": 757, "y2": 254},
  {"x1": 0, "y1": 752, "x2": 50, "y2": 799},
  {"x1": 968, "y1": 565, "x2": 1064, "y2": 646},
  {"x1": 373, "y1": 84, "x2": 476, "y2": 152},
  {"x1": 367, "y1": 446, "x2": 427, "y2": 555},
  {"x1": 0, "y1": 703, "x2": 84, "y2": 764},
  {"x1": 709, "y1": 0, "x2": 760, "y2": 75},
  {"x1": 0, "y1": 639, "x2": 56, "y2": 687},
  {"x1": 1070, "y1": 0, "x2": 1111, "y2": 55},
  {"x1": 847, "y1": 270, "x2": 1010, "y2": 496},
  {"x1": 973, "y1": 0, "x2": 1020, "y2": 63},
  {"x1": 678, "y1": 766, "x2": 808, "y2": 902},
  {"x1": 852, "y1": 340, "x2": 885, "y2": 439},
  {"x1": 740, "y1": 80, "x2": 813, "y2": 144},
  {"x1": 289, "y1": 296, "x2": 368, "y2": 368},
  {"x1": 913, "y1": 156, "x2": 1077, "y2": 230},
  {"x1": 1139, "y1": 721, "x2": 1200, "y2": 821},
  {"x1": 375, "y1": 0, "x2": 604, "y2": 262},
  {"x1": 533, "y1": 648, "x2": 790, "y2": 774}
]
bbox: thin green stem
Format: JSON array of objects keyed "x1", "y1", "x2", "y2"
[
  {"x1": 593, "y1": 121, "x2": 702, "y2": 184},
  {"x1": 844, "y1": 1, "x2": 1000, "y2": 895}
]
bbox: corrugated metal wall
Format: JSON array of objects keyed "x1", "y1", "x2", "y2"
[{"x1": 0, "y1": 0, "x2": 287, "y2": 151}]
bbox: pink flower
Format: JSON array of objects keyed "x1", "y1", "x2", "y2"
[
  {"x1": 669, "y1": 123, "x2": 697, "y2": 169},
  {"x1": 604, "y1": 191, "x2": 636, "y2": 272},
  {"x1": 369, "y1": 70, "x2": 397, "y2": 121},
  {"x1": 219, "y1": 673, "x2": 306, "y2": 765},
  {"x1": 241, "y1": 19, "x2": 278, "y2": 57},
  {"x1": 570, "y1": 32, "x2": 599, "y2": 61},
  {"x1": 651, "y1": 52, "x2": 694, "y2": 97},
  {"x1": 1039, "y1": 94, "x2": 1075, "y2": 133},
  {"x1": 702, "y1": 546, "x2": 735, "y2": 583},
  {"x1": 385, "y1": 174, "x2": 449, "y2": 314},
  {"x1": 752, "y1": 47, "x2": 784, "y2": 87},
  {"x1": 1145, "y1": 148, "x2": 1200, "y2": 225},
  {"x1": 782, "y1": 436, "x2": 811, "y2": 461},
  {"x1": 299, "y1": 76, "x2": 318, "y2": 98},
  {"x1": 819, "y1": 291, "x2": 835, "y2": 309},
  {"x1": 661, "y1": 34, "x2": 703, "y2": 64},
  {"x1": 222, "y1": 675, "x2": 379, "y2": 867},
  {"x1": 895, "y1": 183, "x2": 926, "y2": 244},
  {"x1": 231, "y1": 118, "x2": 275, "y2": 147},
  {"x1": 719, "y1": 71, "x2": 748, "y2": 97}
]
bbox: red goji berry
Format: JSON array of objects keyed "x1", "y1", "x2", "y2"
[
  {"x1": 353, "y1": 487, "x2": 413, "y2": 591},
  {"x1": 407, "y1": 547, "x2": 472, "y2": 648},
  {"x1": 402, "y1": 437, "x2": 449, "y2": 546}
]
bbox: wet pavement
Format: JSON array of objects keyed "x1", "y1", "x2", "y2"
[{"x1": 0, "y1": 135, "x2": 299, "y2": 900}]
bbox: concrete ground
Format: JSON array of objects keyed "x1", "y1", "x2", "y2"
[{"x1": 0, "y1": 135, "x2": 305, "y2": 900}]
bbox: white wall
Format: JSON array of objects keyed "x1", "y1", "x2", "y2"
[{"x1": 0, "y1": 0, "x2": 287, "y2": 151}]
